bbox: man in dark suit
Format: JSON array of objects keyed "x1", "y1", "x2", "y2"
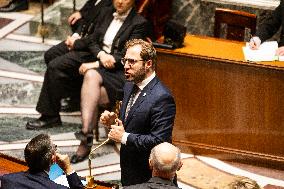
[
  {"x1": 26, "y1": 0, "x2": 150, "y2": 133},
  {"x1": 249, "y1": 0, "x2": 284, "y2": 55},
  {"x1": 40, "y1": 0, "x2": 112, "y2": 113},
  {"x1": 0, "y1": 134, "x2": 83, "y2": 189},
  {"x1": 68, "y1": 0, "x2": 112, "y2": 37},
  {"x1": 100, "y1": 39, "x2": 176, "y2": 186},
  {"x1": 45, "y1": 0, "x2": 112, "y2": 66},
  {"x1": 124, "y1": 142, "x2": 182, "y2": 189}
]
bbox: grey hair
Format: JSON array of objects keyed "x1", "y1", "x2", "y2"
[{"x1": 227, "y1": 177, "x2": 262, "y2": 189}]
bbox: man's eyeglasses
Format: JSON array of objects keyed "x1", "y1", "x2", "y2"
[
  {"x1": 121, "y1": 58, "x2": 144, "y2": 66},
  {"x1": 52, "y1": 144, "x2": 57, "y2": 152}
]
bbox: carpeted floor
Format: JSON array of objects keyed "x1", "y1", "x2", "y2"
[
  {"x1": 178, "y1": 158, "x2": 238, "y2": 189},
  {"x1": 0, "y1": 18, "x2": 13, "y2": 29},
  {"x1": 0, "y1": 115, "x2": 80, "y2": 142}
]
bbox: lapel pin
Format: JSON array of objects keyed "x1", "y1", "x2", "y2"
[{"x1": 143, "y1": 93, "x2": 146, "y2": 96}]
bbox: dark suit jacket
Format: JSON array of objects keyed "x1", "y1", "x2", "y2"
[
  {"x1": 256, "y1": 0, "x2": 284, "y2": 46},
  {"x1": 0, "y1": 171, "x2": 83, "y2": 189},
  {"x1": 124, "y1": 177, "x2": 180, "y2": 189},
  {"x1": 72, "y1": 0, "x2": 112, "y2": 36},
  {"x1": 119, "y1": 76, "x2": 176, "y2": 186},
  {"x1": 73, "y1": 6, "x2": 149, "y2": 70}
]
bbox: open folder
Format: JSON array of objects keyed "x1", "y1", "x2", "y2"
[{"x1": 242, "y1": 41, "x2": 279, "y2": 61}]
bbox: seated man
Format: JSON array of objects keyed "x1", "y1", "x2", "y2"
[
  {"x1": 44, "y1": 0, "x2": 112, "y2": 112},
  {"x1": 68, "y1": 0, "x2": 112, "y2": 37},
  {"x1": 26, "y1": 0, "x2": 150, "y2": 131},
  {"x1": 124, "y1": 142, "x2": 183, "y2": 189},
  {"x1": 0, "y1": 134, "x2": 83, "y2": 189},
  {"x1": 249, "y1": 0, "x2": 284, "y2": 55}
]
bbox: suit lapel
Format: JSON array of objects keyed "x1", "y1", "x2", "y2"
[
  {"x1": 99, "y1": 8, "x2": 115, "y2": 41},
  {"x1": 124, "y1": 77, "x2": 159, "y2": 126},
  {"x1": 112, "y1": 8, "x2": 135, "y2": 47}
]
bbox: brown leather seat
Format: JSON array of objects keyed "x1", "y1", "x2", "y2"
[{"x1": 214, "y1": 8, "x2": 256, "y2": 41}]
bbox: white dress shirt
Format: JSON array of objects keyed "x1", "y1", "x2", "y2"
[{"x1": 101, "y1": 9, "x2": 131, "y2": 53}]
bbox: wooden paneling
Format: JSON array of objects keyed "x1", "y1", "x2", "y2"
[{"x1": 157, "y1": 35, "x2": 284, "y2": 167}]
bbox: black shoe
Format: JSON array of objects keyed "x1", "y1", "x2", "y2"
[
  {"x1": 71, "y1": 143, "x2": 91, "y2": 164},
  {"x1": 70, "y1": 154, "x2": 89, "y2": 164},
  {"x1": 74, "y1": 131, "x2": 94, "y2": 147},
  {"x1": 60, "y1": 97, "x2": 80, "y2": 112},
  {"x1": 26, "y1": 115, "x2": 62, "y2": 130},
  {"x1": 0, "y1": 0, "x2": 28, "y2": 12}
]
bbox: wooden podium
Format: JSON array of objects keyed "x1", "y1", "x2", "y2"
[
  {"x1": 157, "y1": 35, "x2": 284, "y2": 168},
  {"x1": 85, "y1": 178, "x2": 119, "y2": 189}
]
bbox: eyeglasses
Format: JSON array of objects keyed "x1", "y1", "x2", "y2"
[
  {"x1": 121, "y1": 58, "x2": 144, "y2": 66},
  {"x1": 52, "y1": 144, "x2": 57, "y2": 152}
]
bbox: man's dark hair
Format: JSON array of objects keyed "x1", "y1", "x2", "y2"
[{"x1": 24, "y1": 134, "x2": 54, "y2": 173}]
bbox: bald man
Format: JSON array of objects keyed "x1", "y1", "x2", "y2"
[{"x1": 124, "y1": 142, "x2": 183, "y2": 189}]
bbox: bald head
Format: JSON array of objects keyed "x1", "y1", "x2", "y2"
[{"x1": 149, "y1": 142, "x2": 182, "y2": 179}]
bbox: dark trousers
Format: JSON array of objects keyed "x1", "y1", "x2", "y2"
[{"x1": 36, "y1": 42, "x2": 96, "y2": 116}]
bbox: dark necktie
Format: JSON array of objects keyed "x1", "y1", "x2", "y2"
[{"x1": 124, "y1": 85, "x2": 139, "y2": 121}]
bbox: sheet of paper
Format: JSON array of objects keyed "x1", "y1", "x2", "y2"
[
  {"x1": 53, "y1": 175, "x2": 87, "y2": 187},
  {"x1": 243, "y1": 41, "x2": 278, "y2": 61},
  {"x1": 278, "y1": 56, "x2": 284, "y2": 61}
]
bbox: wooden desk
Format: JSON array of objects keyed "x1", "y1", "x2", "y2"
[
  {"x1": 0, "y1": 153, "x2": 118, "y2": 188},
  {"x1": 0, "y1": 153, "x2": 27, "y2": 176},
  {"x1": 157, "y1": 35, "x2": 284, "y2": 167}
]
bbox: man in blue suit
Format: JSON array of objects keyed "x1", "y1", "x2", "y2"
[
  {"x1": 100, "y1": 39, "x2": 176, "y2": 186},
  {"x1": 0, "y1": 134, "x2": 83, "y2": 189}
]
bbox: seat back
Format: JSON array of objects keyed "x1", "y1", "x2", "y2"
[
  {"x1": 136, "y1": 0, "x2": 172, "y2": 40},
  {"x1": 214, "y1": 8, "x2": 256, "y2": 41}
]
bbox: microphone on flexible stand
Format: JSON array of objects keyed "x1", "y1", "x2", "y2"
[{"x1": 85, "y1": 90, "x2": 123, "y2": 188}]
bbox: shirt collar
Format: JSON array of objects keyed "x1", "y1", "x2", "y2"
[
  {"x1": 148, "y1": 177, "x2": 176, "y2": 186},
  {"x1": 136, "y1": 72, "x2": 156, "y2": 91},
  {"x1": 113, "y1": 8, "x2": 132, "y2": 21}
]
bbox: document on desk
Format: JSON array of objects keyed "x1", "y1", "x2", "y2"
[{"x1": 242, "y1": 41, "x2": 278, "y2": 61}]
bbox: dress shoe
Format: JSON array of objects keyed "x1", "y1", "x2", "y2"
[
  {"x1": 0, "y1": 0, "x2": 28, "y2": 12},
  {"x1": 71, "y1": 143, "x2": 91, "y2": 164},
  {"x1": 74, "y1": 131, "x2": 94, "y2": 146},
  {"x1": 70, "y1": 153, "x2": 89, "y2": 164},
  {"x1": 60, "y1": 97, "x2": 80, "y2": 112},
  {"x1": 26, "y1": 115, "x2": 62, "y2": 130}
]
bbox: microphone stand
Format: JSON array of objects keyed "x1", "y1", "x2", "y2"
[{"x1": 85, "y1": 100, "x2": 121, "y2": 188}]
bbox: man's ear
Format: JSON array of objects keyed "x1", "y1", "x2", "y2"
[
  {"x1": 51, "y1": 154, "x2": 56, "y2": 164},
  {"x1": 149, "y1": 159, "x2": 153, "y2": 170},
  {"x1": 177, "y1": 160, "x2": 183, "y2": 171},
  {"x1": 145, "y1": 60, "x2": 153, "y2": 70}
]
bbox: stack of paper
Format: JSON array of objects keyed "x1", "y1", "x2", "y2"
[{"x1": 242, "y1": 41, "x2": 278, "y2": 61}]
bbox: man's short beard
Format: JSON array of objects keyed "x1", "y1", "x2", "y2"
[{"x1": 133, "y1": 67, "x2": 146, "y2": 84}]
